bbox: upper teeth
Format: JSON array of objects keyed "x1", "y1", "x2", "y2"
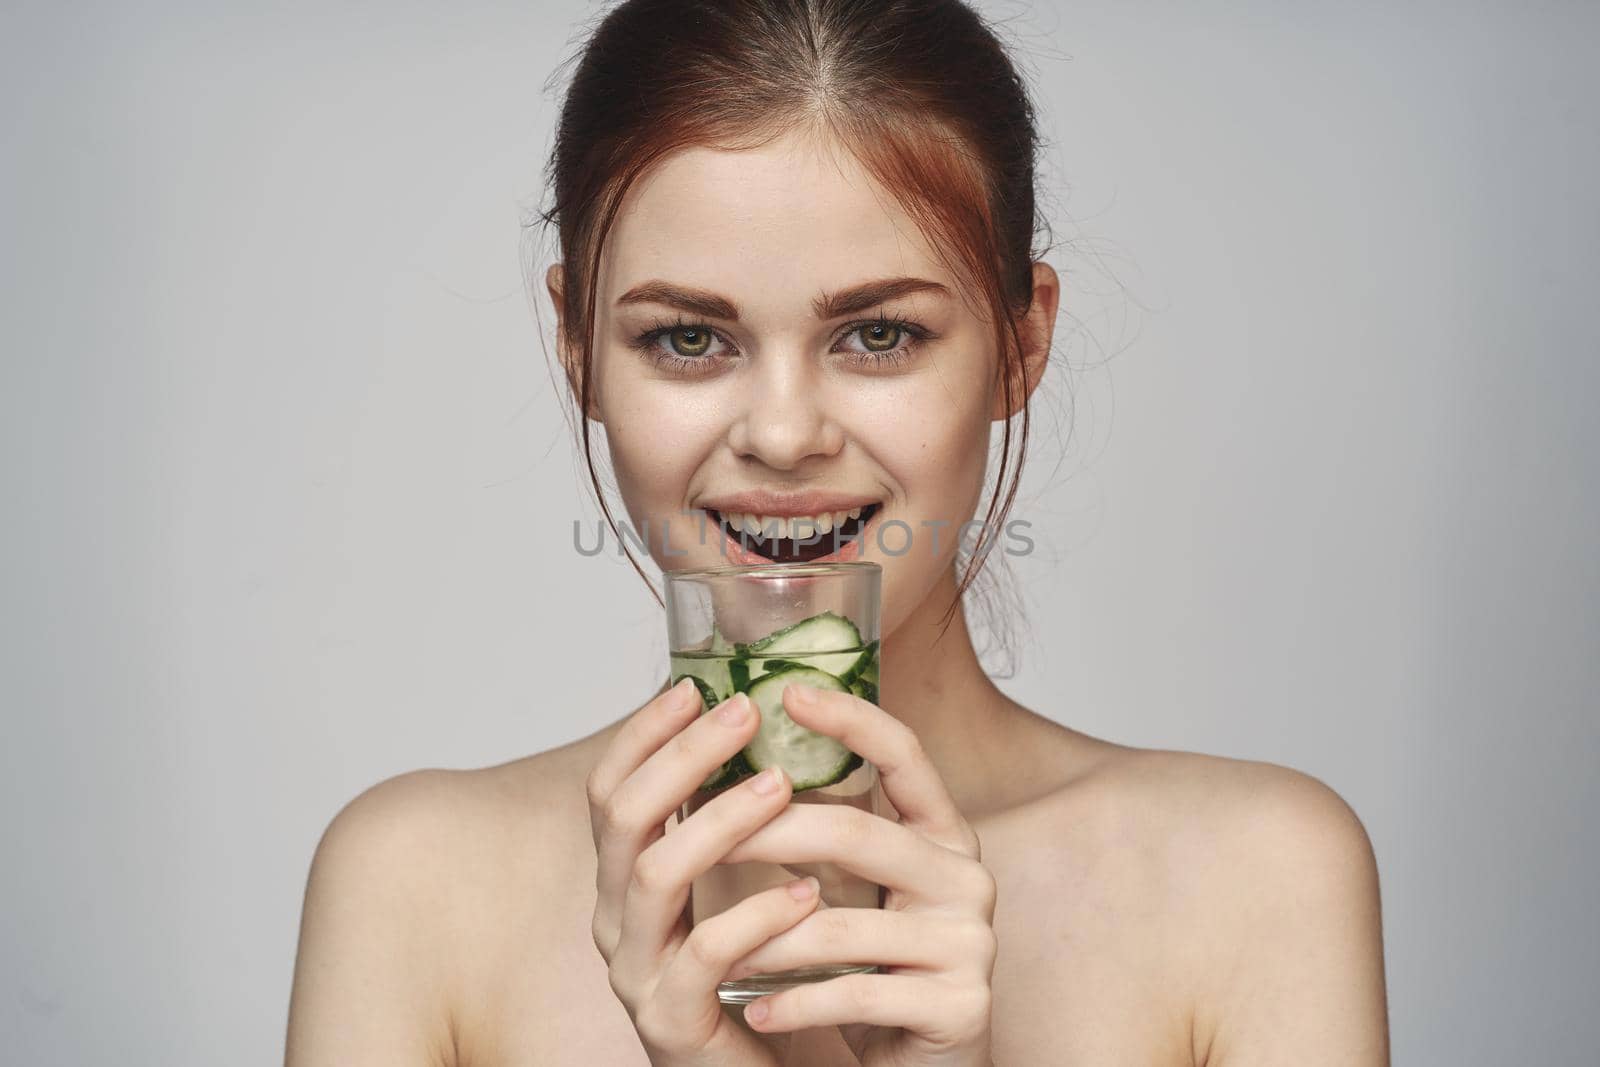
[{"x1": 718, "y1": 508, "x2": 867, "y2": 541}]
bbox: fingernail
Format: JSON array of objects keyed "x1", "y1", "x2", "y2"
[
  {"x1": 673, "y1": 677, "x2": 698, "y2": 703},
  {"x1": 717, "y1": 694, "x2": 750, "y2": 726},
  {"x1": 745, "y1": 999, "x2": 770, "y2": 1026},
  {"x1": 787, "y1": 875, "x2": 818, "y2": 900},
  {"x1": 750, "y1": 766, "x2": 784, "y2": 795},
  {"x1": 787, "y1": 684, "x2": 815, "y2": 706}
]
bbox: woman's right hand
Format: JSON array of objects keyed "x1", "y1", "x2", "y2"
[{"x1": 587, "y1": 677, "x2": 821, "y2": 1067}]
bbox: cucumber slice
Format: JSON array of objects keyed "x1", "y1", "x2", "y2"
[
  {"x1": 742, "y1": 666, "x2": 860, "y2": 791},
  {"x1": 676, "y1": 674, "x2": 719, "y2": 711},
  {"x1": 745, "y1": 648, "x2": 868, "y2": 686},
  {"x1": 673, "y1": 674, "x2": 745, "y2": 791},
  {"x1": 803, "y1": 646, "x2": 872, "y2": 683},
  {"x1": 738, "y1": 614, "x2": 870, "y2": 687},
  {"x1": 839, "y1": 639, "x2": 877, "y2": 683},
  {"x1": 670, "y1": 653, "x2": 733, "y2": 704},
  {"x1": 736, "y1": 610, "x2": 863, "y2": 657},
  {"x1": 846, "y1": 643, "x2": 879, "y2": 703},
  {"x1": 741, "y1": 655, "x2": 813, "y2": 688},
  {"x1": 699, "y1": 749, "x2": 754, "y2": 793},
  {"x1": 672, "y1": 626, "x2": 738, "y2": 708},
  {"x1": 742, "y1": 657, "x2": 790, "y2": 688}
]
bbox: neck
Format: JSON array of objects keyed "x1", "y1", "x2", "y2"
[{"x1": 874, "y1": 564, "x2": 1024, "y2": 812}]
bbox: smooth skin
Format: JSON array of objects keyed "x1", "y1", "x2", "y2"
[{"x1": 285, "y1": 125, "x2": 1389, "y2": 1065}]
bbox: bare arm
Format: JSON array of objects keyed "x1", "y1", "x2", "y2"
[
  {"x1": 285, "y1": 771, "x2": 461, "y2": 1067},
  {"x1": 1198, "y1": 769, "x2": 1390, "y2": 1066}
]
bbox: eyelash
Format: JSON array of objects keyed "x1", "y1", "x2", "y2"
[{"x1": 626, "y1": 312, "x2": 932, "y2": 374}]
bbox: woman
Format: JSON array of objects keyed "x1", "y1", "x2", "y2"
[{"x1": 285, "y1": 1, "x2": 1389, "y2": 1064}]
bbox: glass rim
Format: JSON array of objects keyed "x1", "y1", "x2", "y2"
[{"x1": 662, "y1": 560, "x2": 881, "y2": 582}]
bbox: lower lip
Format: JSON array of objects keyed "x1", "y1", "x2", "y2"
[{"x1": 709, "y1": 510, "x2": 875, "y2": 565}]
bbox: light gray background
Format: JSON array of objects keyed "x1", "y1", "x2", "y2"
[{"x1": 3, "y1": 0, "x2": 1596, "y2": 1063}]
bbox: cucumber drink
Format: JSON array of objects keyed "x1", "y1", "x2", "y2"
[
  {"x1": 664, "y1": 563, "x2": 885, "y2": 1004},
  {"x1": 670, "y1": 610, "x2": 879, "y2": 793}
]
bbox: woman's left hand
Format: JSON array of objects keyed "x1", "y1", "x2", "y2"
[{"x1": 718, "y1": 682, "x2": 998, "y2": 1067}]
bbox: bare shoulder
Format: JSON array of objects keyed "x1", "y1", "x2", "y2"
[
  {"x1": 287, "y1": 734, "x2": 615, "y2": 1066},
  {"x1": 312, "y1": 730, "x2": 616, "y2": 921},
  {"x1": 308, "y1": 731, "x2": 598, "y2": 883},
  {"x1": 287, "y1": 767, "x2": 479, "y2": 1065},
  {"x1": 1042, "y1": 743, "x2": 1381, "y2": 921},
  {"x1": 1032, "y1": 742, "x2": 1388, "y2": 1062},
  {"x1": 1084, "y1": 745, "x2": 1373, "y2": 858}
]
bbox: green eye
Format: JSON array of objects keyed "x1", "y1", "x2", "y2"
[
  {"x1": 668, "y1": 326, "x2": 713, "y2": 358},
  {"x1": 858, "y1": 323, "x2": 901, "y2": 352}
]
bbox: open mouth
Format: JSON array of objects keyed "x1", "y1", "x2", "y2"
[{"x1": 704, "y1": 503, "x2": 883, "y2": 564}]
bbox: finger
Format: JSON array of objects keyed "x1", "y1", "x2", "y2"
[
  {"x1": 727, "y1": 907, "x2": 995, "y2": 981},
  {"x1": 593, "y1": 694, "x2": 761, "y2": 944},
  {"x1": 618, "y1": 764, "x2": 794, "y2": 950},
  {"x1": 587, "y1": 677, "x2": 703, "y2": 816},
  {"x1": 744, "y1": 972, "x2": 992, "y2": 1044},
  {"x1": 781, "y1": 684, "x2": 978, "y2": 857},
  {"x1": 588, "y1": 679, "x2": 705, "y2": 946},
  {"x1": 719, "y1": 804, "x2": 996, "y2": 910},
  {"x1": 653, "y1": 875, "x2": 824, "y2": 1008}
]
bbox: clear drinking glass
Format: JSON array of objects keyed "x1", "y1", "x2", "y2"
[{"x1": 663, "y1": 561, "x2": 885, "y2": 1005}]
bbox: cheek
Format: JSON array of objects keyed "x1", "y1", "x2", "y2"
[
  {"x1": 597, "y1": 372, "x2": 725, "y2": 527},
  {"x1": 840, "y1": 358, "x2": 992, "y2": 622},
  {"x1": 847, "y1": 369, "x2": 991, "y2": 519}
]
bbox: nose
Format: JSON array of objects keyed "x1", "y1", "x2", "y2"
[{"x1": 726, "y1": 350, "x2": 845, "y2": 471}]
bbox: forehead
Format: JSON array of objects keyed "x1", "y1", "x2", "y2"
[{"x1": 601, "y1": 130, "x2": 954, "y2": 314}]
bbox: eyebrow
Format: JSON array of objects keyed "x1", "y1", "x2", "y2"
[{"x1": 615, "y1": 276, "x2": 951, "y2": 321}]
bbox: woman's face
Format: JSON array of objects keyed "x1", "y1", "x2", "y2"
[{"x1": 549, "y1": 128, "x2": 1052, "y2": 636}]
